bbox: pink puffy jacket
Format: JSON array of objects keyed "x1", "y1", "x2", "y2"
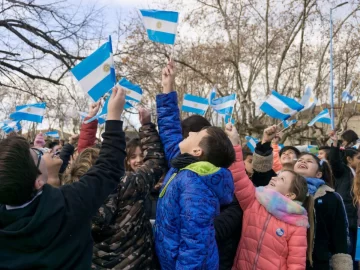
[{"x1": 232, "y1": 147, "x2": 307, "y2": 270}]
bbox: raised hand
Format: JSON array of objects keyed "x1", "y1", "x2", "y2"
[
  {"x1": 262, "y1": 125, "x2": 279, "y2": 144},
  {"x1": 329, "y1": 130, "x2": 338, "y2": 147},
  {"x1": 88, "y1": 102, "x2": 101, "y2": 117},
  {"x1": 107, "y1": 85, "x2": 125, "y2": 121},
  {"x1": 162, "y1": 59, "x2": 175, "y2": 94},
  {"x1": 138, "y1": 107, "x2": 151, "y2": 126},
  {"x1": 69, "y1": 134, "x2": 79, "y2": 145},
  {"x1": 225, "y1": 122, "x2": 240, "y2": 146}
]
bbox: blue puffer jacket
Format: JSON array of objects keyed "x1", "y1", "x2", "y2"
[{"x1": 155, "y1": 92, "x2": 234, "y2": 270}]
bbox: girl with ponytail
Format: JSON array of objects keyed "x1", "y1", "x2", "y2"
[{"x1": 294, "y1": 152, "x2": 351, "y2": 270}]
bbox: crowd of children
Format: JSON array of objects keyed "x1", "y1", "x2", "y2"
[{"x1": 0, "y1": 60, "x2": 359, "y2": 270}]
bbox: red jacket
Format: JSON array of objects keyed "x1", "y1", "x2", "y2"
[
  {"x1": 78, "y1": 116, "x2": 98, "y2": 153},
  {"x1": 232, "y1": 146, "x2": 307, "y2": 270}
]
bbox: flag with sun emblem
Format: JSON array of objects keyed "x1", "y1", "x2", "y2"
[
  {"x1": 71, "y1": 36, "x2": 116, "y2": 102},
  {"x1": 260, "y1": 90, "x2": 304, "y2": 120},
  {"x1": 140, "y1": 9, "x2": 179, "y2": 45},
  {"x1": 300, "y1": 86, "x2": 318, "y2": 111},
  {"x1": 10, "y1": 102, "x2": 46, "y2": 123}
]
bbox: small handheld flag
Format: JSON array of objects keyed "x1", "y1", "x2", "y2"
[
  {"x1": 118, "y1": 78, "x2": 143, "y2": 105},
  {"x1": 260, "y1": 90, "x2": 304, "y2": 120},
  {"x1": 283, "y1": 119, "x2": 297, "y2": 129},
  {"x1": 211, "y1": 93, "x2": 237, "y2": 116},
  {"x1": 71, "y1": 37, "x2": 115, "y2": 102},
  {"x1": 308, "y1": 108, "x2": 331, "y2": 126},
  {"x1": 245, "y1": 136, "x2": 259, "y2": 153},
  {"x1": 300, "y1": 86, "x2": 317, "y2": 111},
  {"x1": 45, "y1": 131, "x2": 60, "y2": 139},
  {"x1": 140, "y1": 10, "x2": 179, "y2": 45},
  {"x1": 2, "y1": 121, "x2": 21, "y2": 134},
  {"x1": 10, "y1": 102, "x2": 46, "y2": 123},
  {"x1": 342, "y1": 80, "x2": 353, "y2": 103},
  {"x1": 181, "y1": 94, "x2": 209, "y2": 116}
]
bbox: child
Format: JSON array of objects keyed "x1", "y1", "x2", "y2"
[
  {"x1": 232, "y1": 125, "x2": 314, "y2": 270},
  {"x1": 154, "y1": 60, "x2": 235, "y2": 269}
]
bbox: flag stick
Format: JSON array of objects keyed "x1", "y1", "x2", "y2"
[{"x1": 277, "y1": 120, "x2": 284, "y2": 127}]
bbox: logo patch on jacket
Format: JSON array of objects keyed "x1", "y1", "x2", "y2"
[{"x1": 276, "y1": 228, "x2": 284, "y2": 237}]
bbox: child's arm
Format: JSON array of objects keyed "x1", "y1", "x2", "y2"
[
  {"x1": 78, "y1": 102, "x2": 100, "y2": 153},
  {"x1": 156, "y1": 60, "x2": 182, "y2": 167},
  {"x1": 272, "y1": 143, "x2": 283, "y2": 173},
  {"x1": 287, "y1": 227, "x2": 307, "y2": 269}
]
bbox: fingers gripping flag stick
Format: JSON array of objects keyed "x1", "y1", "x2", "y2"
[
  {"x1": 140, "y1": 10, "x2": 179, "y2": 45},
  {"x1": 181, "y1": 94, "x2": 209, "y2": 116},
  {"x1": 71, "y1": 36, "x2": 116, "y2": 102},
  {"x1": 260, "y1": 90, "x2": 304, "y2": 120},
  {"x1": 308, "y1": 109, "x2": 331, "y2": 126},
  {"x1": 10, "y1": 102, "x2": 46, "y2": 123}
]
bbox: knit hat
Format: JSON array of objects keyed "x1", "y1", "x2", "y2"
[{"x1": 34, "y1": 133, "x2": 46, "y2": 147}]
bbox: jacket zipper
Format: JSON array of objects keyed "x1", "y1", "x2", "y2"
[{"x1": 252, "y1": 214, "x2": 271, "y2": 270}]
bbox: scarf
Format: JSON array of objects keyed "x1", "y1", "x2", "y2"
[
  {"x1": 255, "y1": 187, "x2": 309, "y2": 227},
  {"x1": 306, "y1": 177, "x2": 325, "y2": 196},
  {"x1": 170, "y1": 153, "x2": 199, "y2": 169}
]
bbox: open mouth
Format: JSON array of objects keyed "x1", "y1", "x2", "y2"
[{"x1": 298, "y1": 164, "x2": 307, "y2": 169}]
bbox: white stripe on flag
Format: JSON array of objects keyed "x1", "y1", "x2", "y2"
[
  {"x1": 78, "y1": 55, "x2": 113, "y2": 94},
  {"x1": 182, "y1": 100, "x2": 209, "y2": 111},
  {"x1": 212, "y1": 100, "x2": 236, "y2": 112},
  {"x1": 122, "y1": 86, "x2": 142, "y2": 102},
  {"x1": 18, "y1": 106, "x2": 45, "y2": 116},
  {"x1": 266, "y1": 95, "x2": 297, "y2": 115},
  {"x1": 142, "y1": 17, "x2": 177, "y2": 34}
]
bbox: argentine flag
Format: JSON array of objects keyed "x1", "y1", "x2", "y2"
[
  {"x1": 308, "y1": 109, "x2": 331, "y2": 126},
  {"x1": 182, "y1": 94, "x2": 209, "y2": 116},
  {"x1": 246, "y1": 136, "x2": 259, "y2": 153},
  {"x1": 2, "y1": 121, "x2": 21, "y2": 134},
  {"x1": 208, "y1": 87, "x2": 216, "y2": 105},
  {"x1": 342, "y1": 80, "x2": 353, "y2": 103},
  {"x1": 10, "y1": 102, "x2": 46, "y2": 123},
  {"x1": 283, "y1": 119, "x2": 297, "y2": 129},
  {"x1": 225, "y1": 114, "x2": 235, "y2": 125},
  {"x1": 118, "y1": 78, "x2": 143, "y2": 105},
  {"x1": 140, "y1": 10, "x2": 179, "y2": 45},
  {"x1": 45, "y1": 131, "x2": 60, "y2": 139},
  {"x1": 71, "y1": 37, "x2": 116, "y2": 102},
  {"x1": 211, "y1": 94, "x2": 237, "y2": 116},
  {"x1": 260, "y1": 90, "x2": 304, "y2": 120},
  {"x1": 300, "y1": 86, "x2": 317, "y2": 111}
]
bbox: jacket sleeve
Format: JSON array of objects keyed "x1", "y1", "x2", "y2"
[
  {"x1": 233, "y1": 146, "x2": 256, "y2": 211},
  {"x1": 328, "y1": 145, "x2": 346, "y2": 179},
  {"x1": 176, "y1": 178, "x2": 218, "y2": 269},
  {"x1": 252, "y1": 142, "x2": 276, "y2": 187},
  {"x1": 60, "y1": 120, "x2": 126, "y2": 220},
  {"x1": 156, "y1": 91, "x2": 182, "y2": 167},
  {"x1": 77, "y1": 116, "x2": 98, "y2": 153},
  {"x1": 272, "y1": 144, "x2": 283, "y2": 173},
  {"x1": 287, "y1": 226, "x2": 307, "y2": 270},
  {"x1": 59, "y1": 143, "x2": 75, "y2": 174}
]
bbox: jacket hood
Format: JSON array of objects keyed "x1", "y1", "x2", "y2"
[
  {"x1": 185, "y1": 161, "x2": 234, "y2": 205},
  {"x1": 0, "y1": 184, "x2": 65, "y2": 252}
]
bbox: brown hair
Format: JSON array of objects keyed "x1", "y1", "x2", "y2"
[
  {"x1": 352, "y1": 162, "x2": 360, "y2": 206},
  {"x1": 0, "y1": 136, "x2": 40, "y2": 205},
  {"x1": 63, "y1": 147, "x2": 100, "y2": 184},
  {"x1": 286, "y1": 170, "x2": 315, "y2": 266},
  {"x1": 125, "y1": 138, "x2": 142, "y2": 172}
]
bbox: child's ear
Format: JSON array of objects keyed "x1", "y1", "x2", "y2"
[
  {"x1": 192, "y1": 147, "x2": 203, "y2": 157},
  {"x1": 286, "y1": 193, "x2": 296, "y2": 200},
  {"x1": 315, "y1": 171, "x2": 323, "y2": 179}
]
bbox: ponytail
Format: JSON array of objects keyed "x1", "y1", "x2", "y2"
[{"x1": 303, "y1": 195, "x2": 315, "y2": 266}]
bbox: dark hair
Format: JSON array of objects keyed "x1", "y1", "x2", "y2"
[
  {"x1": 48, "y1": 141, "x2": 59, "y2": 149},
  {"x1": 298, "y1": 153, "x2": 334, "y2": 188},
  {"x1": 181, "y1": 115, "x2": 211, "y2": 138},
  {"x1": 280, "y1": 146, "x2": 301, "y2": 158},
  {"x1": 342, "y1": 129, "x2": 359, "y2": 147},
  {"x1": 125, "y1": 138, "x2": 142, "y2": 172},
  {"x1": 286, "y1": 170, "x2": 314, "y2": 265},
  {"x1": 342, "y1": 148, "x2": 360, "y2": 165},
  {"x1": 0, "y1": 136, "x2": 39, "y2": 205},
  {"x1": 242, "y1": 149, "x2": 253, "y2": 160},
  {"x1": 198, "y1": 126, "x2": 235, "y2": 168},
  {"x1": 318, "y1": 146, "x2": 331, "y2": 159}
]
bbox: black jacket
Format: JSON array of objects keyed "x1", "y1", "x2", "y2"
[
  {"x1": 0, "y1": 120, "x2": 126, "y2": 269},
  {"x1": 215, "y1": 196, "x2": 243, "y2": 270},
  {"x1": 306, "y1": 188, "x2": 350, "y2": 270},
  {"x1": 59, "y1": 143, "x2": 75, "y2": 174},
  {"x1": 328, "y1": 145, "x2": 358, "y2": 229}
]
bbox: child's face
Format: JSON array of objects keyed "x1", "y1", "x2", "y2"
[
  {"x1": 179, "y1": 129, "x2": 208, "y2": 156},
  {"x1": 266, "y1": 171, "x2": 296, "y2": 199},
  {"x1": 244, "y1": 155, "x2": 253, "y2": 175},
  {"x1": 280, "y1": 149, "x2": 297, "y2": 166},
  {"x1": 317, "y1": 150, "x2": 327, "y2": 161}
]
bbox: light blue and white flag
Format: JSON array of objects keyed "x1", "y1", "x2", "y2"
[
  {"x1": 45, "y1": 131, "x2": 60, "y2": 139},
  {"x1": 10, "y1": 102, "x2": 46, "y2": 123},
  {"x1": 278, "y1": 144, "x2": 284, "y2": 150},
  {"x1": 342, "y1": 80, "x2": 353, "y2": 103},
  {"x1": 283, "y1": 119, "x2": 297, "y2": 129},
  {"x1": 260, "y1": 90, "x2": 304, "y2": 120},
  {"x1": 225, "y1": 114, "x2": 235, "y2": 125},
  {"x1": 182, "y1": 94, "x2": 209, "y2": 116},
  {"x1": 2, "y1": 121, "x2": 21, "y2": 134},
  {"x1": 208, "y1": 87, "x2": 216, "y2": 105},
  {"x1": 211, "y1": 93, "x2": 237, "y2": 116},
  {"x1": 140, "y1": 10, "x2": 179, "y2": 45},
  {"x1": 98, "y1": 114, "x2": 106, "y2": 125},
  {"x1": 0, "y1": 119, "x2": 11, "y2": 128},
  {"x1": 308, "y1": 108, "x2": 331, "y2": 126},
  {"x1": 300, "y1": 86, "x2": 317, "y2": 111},
  {"x1": 118, "y1": 78, "x2": 143, "y2": 104},
  {"x1": 245, "y1": 136, "x2": 259, "y2": 153},
  {"x1": 71, "y1": 36, "x2": 116, "y2": 102}
]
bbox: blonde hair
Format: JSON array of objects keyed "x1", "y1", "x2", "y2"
[
  {"x1": 286, "y1": 170, "x2": 315, "y2": 266},
  {"x1": 63, "y1": 147, "x2": 100, "y2": 185}
]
